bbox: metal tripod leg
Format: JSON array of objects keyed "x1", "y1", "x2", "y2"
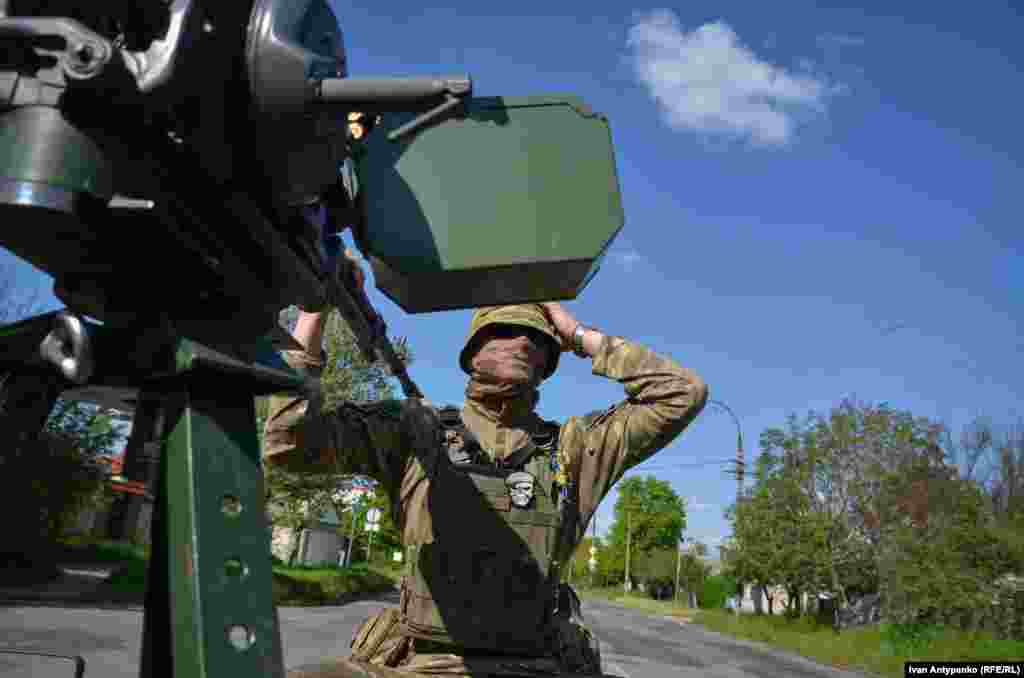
[
  {"x1": 140, "y1": 383, "x2": 285, "y2": 678},
  {"x1": 108, "y1": 391, "x2": 163, "y2": 541},
  {"x1": 2, "y1": 310, "x2": 299, "y2": 678}
]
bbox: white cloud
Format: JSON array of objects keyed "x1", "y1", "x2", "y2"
[
  {"x1": 627, "y1": 11, "x2": 838, "y2": 145},
  {"x1": 690, "y1": 501, "x2": 716, "y2": 512}
]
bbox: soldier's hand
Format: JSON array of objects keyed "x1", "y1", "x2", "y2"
[
  {"x1": 344, "y1": 248, "x2": 365, "y2": 289},
  {"x1": 540, "y1": 302, "x2": 580, "y2": 351}
]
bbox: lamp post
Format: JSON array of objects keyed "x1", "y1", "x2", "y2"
[
  {"x1": 623, "y1": 508, "x2": 632, "y2": 594},
  {"x1": 675, "y1": 537, "x2": 690, "y2": 605},
  {"x1": 344, "y1": 495, "x2": 360, "y2": 567},
  {"x1": 709, "y1": 399, "x2": 744, "y2": 498},
  {"x1": 710, "y1": 399, "x2": 744, "y2": 612}
]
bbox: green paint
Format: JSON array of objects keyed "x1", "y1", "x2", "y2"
[
  {"x1": 151, "y1": 385, "x2": 284, "y2": 678},
  {"x1": 355, "y1": 95, "x2": 624, "y2": 312}
]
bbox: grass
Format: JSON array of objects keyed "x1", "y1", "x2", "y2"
[
  {"x1": 99, "y1": 558, "x2": 149, "y2": 602},
  {"x1": 579, "y1": 586, "x2": 1024, "y2": 678},
  {"x1": 58, "y1": 536, "x2": 149, "y2": 563},
  {"x1": 692, "y1": 609, "x2": 1024, "y2": 678},
  {"x1": 271, "y1": 562, "x2": 398, "y2": 606}
]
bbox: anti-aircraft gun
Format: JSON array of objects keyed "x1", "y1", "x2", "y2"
[{"x1": 0, "y1": 1, "x2": 623, "y2": 676}]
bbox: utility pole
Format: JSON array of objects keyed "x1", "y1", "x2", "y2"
[
  {"x1": 710, "y1": 399, "x2": 744, "y2": 501},
  {"x1": 675, "y1": 538, "x2": 683, "y2": 605},
  {"x1": 344, "y1": 497, "x2": 359, "y2": 567},
  {"x1": 623, "y1": 508, "x2": 632, "y2": 594},
  {"x1": 711, "y1": 399, "x2": 744, "y2": 613}
]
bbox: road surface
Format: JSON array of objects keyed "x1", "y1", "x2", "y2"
[{"x1": 0, "y1": 594, "x2": 866, "y2": 677}]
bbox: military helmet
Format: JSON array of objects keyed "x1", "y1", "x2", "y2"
[{"x1": 459, "y1": 304, "x2": 562, "y2": 379}]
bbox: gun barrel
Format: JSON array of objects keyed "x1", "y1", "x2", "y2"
[{"x1": 316, "y1": 76, "x2": 471, "y2": 109}]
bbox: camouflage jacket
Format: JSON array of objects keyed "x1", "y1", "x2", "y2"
[{"x1": 263, "y1": 334, "x2": 708, "y2": 565}]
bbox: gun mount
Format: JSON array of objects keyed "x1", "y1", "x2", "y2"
[
  {"x1": 0, "y1": 1, "x2": 624, "y2": 676},
  {"x1": 0, "y1": 0, "x2": 623, "y2": 335}
]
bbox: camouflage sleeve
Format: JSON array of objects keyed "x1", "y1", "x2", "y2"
[
  {"x1": 262, "y1": 350, "x2": 410, "y2": 496},
  {"x1": 562, "y1": 335, "x2": 708, "y2": 530}
]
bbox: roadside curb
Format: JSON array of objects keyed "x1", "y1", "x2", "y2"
[
  {"x1": 1, "y1": 577, "x2": 400, "y2": 611},
  {"x1": 0, "y1": 597, "x2": 144, "y2": 611}
]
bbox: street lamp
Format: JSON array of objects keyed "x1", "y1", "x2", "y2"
[
  {"x1": 709, "y1": 399, "x2": 745, "y2": 613},
  {"x1": 675, "y1": 537, "x2": 689, "y2": 605},
  {"x1": 710, "y1": 399, "x2": 745, "y2": 498}
]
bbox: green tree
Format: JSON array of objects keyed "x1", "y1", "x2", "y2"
[
  {"x1": 738, "y1": 399, "x2": 1022, "y2": 628},
  {"x1": 700, "y1": 572, "x2": 738, "y2": 609},
  {"x1": 677, "y1": 549, "x2": 711, "y2": 603},
  {"x1": 944, "y1": 416, "x2": 1024, "y2": 527},
  {"x1": 606, "y1": 476, "x2": 686, "y2": 584},
  {"x1": 726, "y1": 482, "x2": 786, "y2": 612},
  {"x1": 632, "y1": 547, "x2": 677, "y2": 591},
  {"x1": 750, "y1": 401, "x2": 950, "y2": 607}
]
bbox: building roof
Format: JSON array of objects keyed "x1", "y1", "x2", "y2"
[{"x1": 98, "y1": 453, "x2": 153, "y2": 500}]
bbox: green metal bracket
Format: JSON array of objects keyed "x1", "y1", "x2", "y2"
[
  {"x1": 136, "y1": 339, "x2": 303, "y2": 678},
  {"x1": 0, "y1": 312, "x2": 304, "y2": 678},
  {"x1": 142, "y1": 385, "x2": 284, "y2": 678}
]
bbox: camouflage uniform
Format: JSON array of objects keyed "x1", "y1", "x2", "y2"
[{"x1": 264, "y1": 305, "x2": 708, "y2": 678}]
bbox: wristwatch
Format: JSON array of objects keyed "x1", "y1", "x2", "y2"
[{"x1": 572, "y1": 323, "x2": 591, "y2": 358}]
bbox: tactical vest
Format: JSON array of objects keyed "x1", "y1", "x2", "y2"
[{"x1": 399, "y1": 406, "x2": 574, "y2": 655}]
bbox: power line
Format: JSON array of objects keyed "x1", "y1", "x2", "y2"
[{"x1": 627, "y1": 458, "x2": 735, "y2": 472}]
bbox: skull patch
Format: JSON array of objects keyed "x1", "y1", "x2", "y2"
[{"x1": 506, "y1": 471, "x2": 536, "y2": 509}]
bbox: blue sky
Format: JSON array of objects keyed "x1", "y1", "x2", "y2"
[{"x1": 3, "y1": 2, "x2": 1021, "y2": 554}]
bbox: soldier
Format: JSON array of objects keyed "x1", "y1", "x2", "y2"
[{"x1": 263, "y1": 257, "x2": 708, "y2": 678}]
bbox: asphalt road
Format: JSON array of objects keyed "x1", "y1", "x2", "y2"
[{"x1": 0, "y1": 594, "x2": 867, "y2": 678}]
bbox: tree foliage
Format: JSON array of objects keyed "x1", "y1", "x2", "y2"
[
  {"x1": 0, "y1": 431, "x2": 110, "y2": 548},
  {"x1": 727, "y1": 398, "x2": 1024, "y2": 632},
  {"x1": 605, "y1": 476, "x2": 686, "y2": 584},
  {"x1": 700, "y1": 573, "x2": 738, "y2": 609},
  {"x1": 943, "y1": 417, "x2": 1024, "y2": 526},
  {"x1": 676, "y1": 549, "x2": 711, "y2": 599},
  {"x1": 259, "y1": 307, "x2": 412, "y2": 564}
]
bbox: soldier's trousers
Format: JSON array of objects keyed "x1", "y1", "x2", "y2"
[{"x1": 286, "y1": 607, "x2": 619, "y2": 678}]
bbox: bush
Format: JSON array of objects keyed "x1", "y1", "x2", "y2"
[
  {"x1": 0, "y1": 431, "x2": 107, "y2": 558},
  {"x1": 880, "y1": 623, "x2": 944, "y2": 656},
  {"x1": 701, "y1": 574, "x2": 737, "y2": 609},
  {"x1": 271, "y1": 563, "x2": 395, "y2": 605},
  {"x1": 881, "y1": 478, "x2": 1024, "y2": 638}
]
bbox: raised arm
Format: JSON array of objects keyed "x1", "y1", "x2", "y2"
[
  {"x1": 541, "y1": 303, "x2": 708, "y2": 530},
  {"x1": 263, "y1": 263, "x2": 410, "y2": 495}
]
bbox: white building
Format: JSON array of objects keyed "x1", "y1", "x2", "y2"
[{"x1": 269, "y1": 482, "x2": 375, "y2": 565}]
